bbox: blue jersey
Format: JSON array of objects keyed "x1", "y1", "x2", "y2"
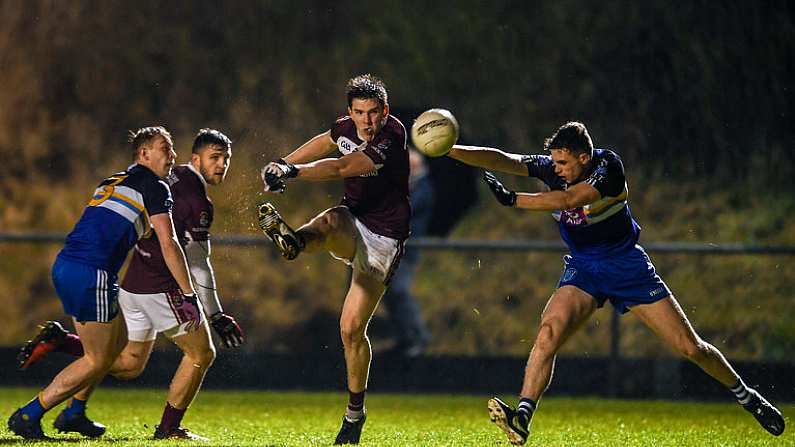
[
  {"x1": 58, "y1": 164, "x2": 173, "y2": 274},
  {"x1": 524, "y1": 149, "x2": 641, "y2": 258}
]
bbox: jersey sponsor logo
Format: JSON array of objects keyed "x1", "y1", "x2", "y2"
[
  {"x1": 560, "y1": 208, "x2": 588, "y2": 226},
  {"x1": 337, "y1": 137, "x2": 363, "y2": 155},
  {"x1": 562, "y1": 267, "x2": 577, "y2": 282},
  {"x1": 649, "y1": 287, "x2": 665, "y2": 297}
]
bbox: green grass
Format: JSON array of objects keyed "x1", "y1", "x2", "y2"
[{"x1": 0, "y1": 388, "x2": 792, "y2": 446}]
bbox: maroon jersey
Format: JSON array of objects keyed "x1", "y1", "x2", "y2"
[
  {"x1": 122, "y1": 164, "x2": 213, "y2": 293},
  {"x1": 331, "y1": 114, "x2": 410, "y2": 240}
]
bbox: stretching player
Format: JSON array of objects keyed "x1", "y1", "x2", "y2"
[
  {"x1": 7, "y1": 127, "x2": 197, "y2": 440},
  {"x1": 258, "y1": 74, "x2": 409, "y2": 445},
  {"x1": 448, "y1": 121, "x2": 785, "y2": 445},
  {"x1": 17, "y1": 129, "x2": 242, "y2": 441}
]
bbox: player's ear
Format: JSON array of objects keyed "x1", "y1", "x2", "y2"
[
  {"x1": 383, "y1": 103, "x2": 389, "y2": 116},
  {"x1": 137, "y1": 144, "x2": 148, "y2": 162},
  {"x1": 191, "y1": 152, "x2": 201, "y2": 165}
]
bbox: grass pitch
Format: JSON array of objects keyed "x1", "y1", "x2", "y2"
[{"x1": 0, "y1": 387, "x2": 791, "y2": 446}]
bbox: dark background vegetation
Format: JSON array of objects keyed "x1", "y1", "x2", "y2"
[{"x1": 1, "y1": 1, "x2": 793, "y2": 360}]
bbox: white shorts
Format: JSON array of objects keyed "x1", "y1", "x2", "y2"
[
  {"x1": 330, "y1": 212, "x2": 404, "y2": 285},
  {"x1": 118, "y1": 288, "x2": 205, "y2": 342}
]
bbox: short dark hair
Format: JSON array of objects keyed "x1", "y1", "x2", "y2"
[
  {"x1": 128, "y1": 126, "x2": 172, "y2": 160},
  {"x1": 192, "y1": 128, "x2": 232, "y2": 154},
  {"x1": 346, "y1": 74, "x2": 388, "y2": 107},
  {"x1": 544, "y1": 121, "x2": 593, "y2": 157}
]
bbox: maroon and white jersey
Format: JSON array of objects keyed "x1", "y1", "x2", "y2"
[
  {"x1": 331, "y1": 114, "x2": 410, "y2": 240},
  {"x1": 122, "y1": 164, "x2": 213, "y2": 293}
]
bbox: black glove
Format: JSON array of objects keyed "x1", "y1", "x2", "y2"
[
  {"x1": 209, "y1": 312, "x2": 244, "y2": 348},
  {"x1": 261, "y1": 159, "x2": 299, "y2": 193},
  {"x1": 483, "y1": 171, "x2": 517, "y2": 206}
]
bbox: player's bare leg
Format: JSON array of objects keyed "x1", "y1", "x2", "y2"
[
  {"x1": 296, "y1": 206, "x2": 358, "y2": 255},
  {"x1": 154, "y1": 322, "x2": 215, "y2": 441},
  {"x1": 39, "y1": 316, "x2": 126, "y2": 406},
  {"x1": 340, "y1": 270, "x2": 385, "y2": 394},
  {"x1": 489, "y1": 286, "x2": 596, "y2": 445},
  {"x1": 334, "y1": 270, "x2": 384, "y2": 445},
  {"x1": 631, "y1": 296, "x2": 785, "y2": 435},
  {"x1": 108, "y1": 340, "x2": 156, "y2": 380},
  {"x1": 521, "y1": 286, "x2": 597, "y2": 399}
]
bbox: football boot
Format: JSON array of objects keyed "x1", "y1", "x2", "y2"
[
  {"x1": 154, "y1": 425, "x2": 209, "y2": 441},
  {"x1": 743, "y1": 389, "x2": 785, "y2": 436},
  {"x1": 257, "y1": 202, "x2": 304, "y2": 260},
  {"x1": 53, "y1": 411, "x2": 106, "y2": 437},
  {"x1": 7, "y1": 408, "x2": 46, "y2": 440},
  {"x1": 487, "y1": 397, "x2": 530, "y2": 446},
  {"x1": 18, "y1": 321, "x2": 68, "y2": 370},
  {"x1": 334, "y1": 413, "x2": 366, "y2": 445}
]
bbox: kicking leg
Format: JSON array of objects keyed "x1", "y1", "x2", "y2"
[
  {"x1": 489, "y1": 285, "x2": 597, "y2": 446},
  {"x1": 631, "y1": 296, "x2": 784, "y2": 436}
]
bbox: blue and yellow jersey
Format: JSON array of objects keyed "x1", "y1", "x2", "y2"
[
  {"x1": 524, "y1": 149, "x2": 641, "y2": 258},
  {"x1": 58, "y1": 164, "x2": 173, "y2": 274}
]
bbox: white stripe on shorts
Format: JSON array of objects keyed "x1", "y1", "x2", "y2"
[{"x1": 96, "y1": 269, "x2": 107, "y2": 322}]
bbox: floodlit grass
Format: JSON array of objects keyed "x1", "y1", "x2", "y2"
[{"x1": 0, "y1": 388, "x2": 792, "y2": 446}]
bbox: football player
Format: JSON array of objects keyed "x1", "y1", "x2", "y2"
[
  {"x1": 259, "y1": 74, "x2": 409, "y2": 445},
  {"x1": 16, "y1": 129, "x2": 242, "y2": 441},
  {"x1": 8, "y1": 127, "x2": 199, "y2": 440},
  {"x1": 450, "y1": 121, "x2": 785, "y2": 445}
]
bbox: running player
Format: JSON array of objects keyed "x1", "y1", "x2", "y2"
[
  {"x1": 448, "y1": 121, "x2": 785, "y2": 445},
  {"x1": 7, "y1": 126, "x2": 198, "y2": 440},
  {"x1": 16, "y1": 129, "x2": 241, "y2": 441},
  {"x1": 259, "y1": 74, "x2": 409, "y2": 445}
]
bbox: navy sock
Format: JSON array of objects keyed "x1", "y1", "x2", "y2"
[
  {"x1": 517, "y1": 397, "x2": 537, "y2": 422},
  {"x1": 730, "y1": 379, "x2": 752, "y2": 405},
  {"x1": 20, "y1": 395, "x2": 48, "y2": 421},
  {"x1": 62, "y1": 397, "x2": 87, "y2": 418}
]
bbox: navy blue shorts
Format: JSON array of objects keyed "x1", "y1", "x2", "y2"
[
  {"x1": 52, "y1": 256, "x2": 119, "y2": 322},
  {"x1": 557, "y1": 245, "x2": 670, "y2": 314}
]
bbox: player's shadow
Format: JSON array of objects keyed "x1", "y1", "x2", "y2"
[{"x1": 0, "y1": 435, "x2": 139, "y2": 443}]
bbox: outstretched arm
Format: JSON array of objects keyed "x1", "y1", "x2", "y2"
[
  {"x1": 448, "y1": 145, "x2": 528, "y2": 176},
  {"x1": 295, "y1": 151, "x2": 376, "y2": 181},
  {"x1": 283, "y1": 131, "x2": 338, "y2": 164},
  {"x1": 483, "y1": 171, "x2": 601, "y2": 211}
]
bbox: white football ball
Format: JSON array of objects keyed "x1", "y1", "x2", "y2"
[{"x1": 410, "y1": 108, "x2": 459, "y2": 157}]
